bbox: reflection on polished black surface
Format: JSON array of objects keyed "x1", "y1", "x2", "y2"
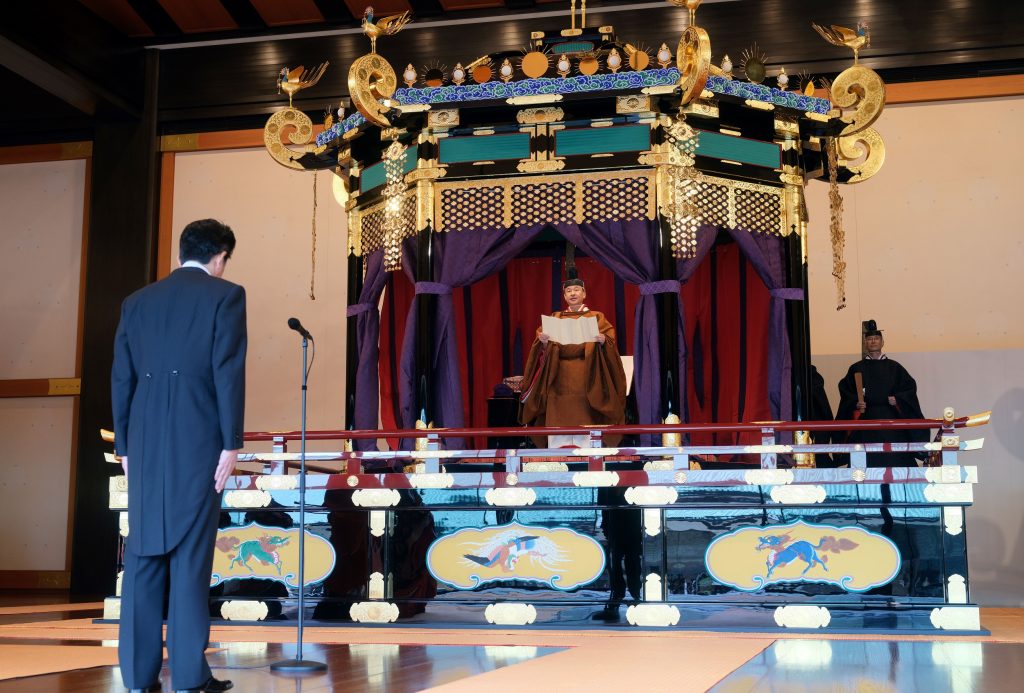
[
  {"x1": 199, "y1": 476, "x2": 974, "y2": 631},
  {"x1": 0, "y1": 641, "x2": 562, "y2": 692},
  {"x1": 709, "y1": 640, "x2": 1024, "y2": 693}
]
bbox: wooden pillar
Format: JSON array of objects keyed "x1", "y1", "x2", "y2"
[
  {"x1": 656, "y1": 217, "x2": 682, "y2": 420},
  {"x1": 70, "y1": 49, "x2": 160, "y2": 595},
  {"x1": 344, "y1": 251, "x2": 364, "y2": 431},
  {"x1": 413, "y1": 226, "x2": 435, "y2": 427}
]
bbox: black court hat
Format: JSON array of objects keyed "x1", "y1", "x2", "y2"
[
  {"x1": 562, "y1": 278, "x2": 585, "y2": 289},
  {"x1": 863, "y1": 319, "x2": 883, "y2": 337}
]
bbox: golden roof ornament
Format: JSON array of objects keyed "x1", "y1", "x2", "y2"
[
  {"x1": 277, "y1": 63, "x2": 328, "y2": 108},
  {"x1": 361, "y1": 7, "x2": 412, "y2": 55},
  {"x1": 666, "y1": 0, "x2": 711, "y2": 106},
  {"x1": 499, "y1": 58, "x2": 514, "y2": 82},
  {"x1": 557, "y1": 55, "x2": 572, "y2": 78},
  {"x1": 402, "y1": 64, "x2": 417, "y2": 88},
  {"x1": 348, "y1": 7, "x2": 411, "y2": 127},
  {"x1": 606, "y1": 47, "x2": 622, "y2": 73},
  {"x1": 451, "y1": 63, "x2": 467, "y2": 86},
  {"x1": 812, "y1": 22, "x2": 870, "y2": 65},
  {"x1": 777, "y1": 66, "x2": 790, "y2": 90}
]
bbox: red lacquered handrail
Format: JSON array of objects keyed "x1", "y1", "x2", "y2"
[{"x1": 243, "y1": 411, "x2": 990, "y2": 443}]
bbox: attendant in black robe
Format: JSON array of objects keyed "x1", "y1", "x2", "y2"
[{"x1": 835, "y1": 328, "x2": 928, "y2": 467}]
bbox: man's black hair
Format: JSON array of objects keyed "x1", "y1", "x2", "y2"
[{"x1": 179, "y1": 219, "x2": 236, "y2": 264}]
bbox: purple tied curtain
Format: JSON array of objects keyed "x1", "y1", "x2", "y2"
[
  {"x1": 398, "y1": 225, "x2": 544, "y2": 446},
  {"x1": 725, "y1": 227, "x2": 802, "y2": 421},
  {"x1": 557, "y1": 220, "x2": 717, "y2": 443},
  {"x1": 348, "y1": 250, "x2": 390, "y2": 450}
]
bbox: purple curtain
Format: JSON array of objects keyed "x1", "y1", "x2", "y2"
[
  {"x1": 725, "y1": 227, "x2": 801, "y2": 421},
  {"x1": 346, "y1": 250, "x2": 389, "y2": 451},
  {"x1": 398, "y1": 226, "x2": 544, "y2": 445},
  {"x1": 556, "y1": 220, "x2": 671, "y2": 438}
]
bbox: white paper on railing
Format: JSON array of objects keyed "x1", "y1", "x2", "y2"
[{"x1": 541, "y1": 315, "x2": 599, "y2": 344}]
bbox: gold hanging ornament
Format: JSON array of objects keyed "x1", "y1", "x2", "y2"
[
  {"x1": 382, "y1": 140, "x2": 408, "y2": 272},
  {"x1": 310, "y1": 171, "x2": 318, "y2": 300},
  {"x1": 827, "y1": 137, "x2": 846, "y2": 310},
  {"x1": 662, "y1": 114, "x2": 702, "y2": 258}
]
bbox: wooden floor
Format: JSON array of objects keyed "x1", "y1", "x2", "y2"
[{"x1": 2, "y1": 592, "x2": 1023, "y2": 692}]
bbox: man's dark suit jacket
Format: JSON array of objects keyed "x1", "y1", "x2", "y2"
[{"x1": 112, "y1": 267, "x2": 246, "y2": 557}]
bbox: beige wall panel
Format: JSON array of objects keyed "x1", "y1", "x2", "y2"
[
  {"x1": 815, "y1": 349, "x2": 1024, "y2": 607},
  {"x1": 805, "y1": 96, "x2": 1024, "y2": 605},
  {"x1": 0, "y1": 159, "x2": 86, "y2": 378},
  {"x1": 0, "y1": 398, "x2": 74, "y2": 570},
  {"x1": 806, "y1": 96, "x2": 1024, "y2": 355},
  {"x1": 171, "y1": 149, "x2": 348, "y2": 450}
]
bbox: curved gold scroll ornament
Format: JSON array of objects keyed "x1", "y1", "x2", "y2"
[
  {"x1": 676, "y1": 25, "x2": 711, "y2": 106},
  {"x1": 830, "y1": 65, "x2": 886, "y2": 136},
  {"x1": 263, "y1": 108, "x2": 315, "y2": 170},
  {"x1": 837, "y1": 126, "x2": 885, "y2": 184},
  {"x1": 349, "y1": 53, "x2": 398, "y2": 128}
]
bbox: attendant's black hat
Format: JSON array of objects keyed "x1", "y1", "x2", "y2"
[{"x1": 863, "y1": 319, "x2": 883, "y2": 337}]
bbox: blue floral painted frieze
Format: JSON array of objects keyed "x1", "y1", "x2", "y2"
[{"x1": 317, "y1": 69, "x2": 831, "y2": 147}]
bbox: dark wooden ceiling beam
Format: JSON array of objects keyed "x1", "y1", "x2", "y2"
[
  {"x1": 220, "y1": 0, "x2": 269, "y2": 31},
  {"x1": 409, "y1": 0, "x2": 445, "y2": 18},
  {"x1": 127, "y1": 0, "x2": 184, "y2": 36},
  {"x1": 310, "y1": 0, "x2": 356, "y2": 24},
  {"x1": 0, "y1": 35, "x2": 96, "y2": 114}
]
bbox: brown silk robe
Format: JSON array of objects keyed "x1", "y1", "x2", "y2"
[{"x1": 519, "y1": 309, "x2": 627, "y2": 446}]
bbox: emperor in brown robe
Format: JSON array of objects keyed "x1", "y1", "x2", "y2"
[{"x1": 519, "y1": 279, "x2": 627, "y2": 447}]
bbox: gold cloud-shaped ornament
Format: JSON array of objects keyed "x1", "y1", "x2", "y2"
[{"x1": 705, "y1": 520, "x2": 900, "y2": 592}]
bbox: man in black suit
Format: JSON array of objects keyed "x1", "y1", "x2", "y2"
[{"x1": 112, "y1": 219, "x2": 246, "y2": 693}]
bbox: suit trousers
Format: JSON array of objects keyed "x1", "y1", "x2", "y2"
[{"x1": 119, "y1": 493, "x2": 220, "y2": 690}]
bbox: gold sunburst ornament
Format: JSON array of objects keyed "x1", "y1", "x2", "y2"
[
  {"x1": 467, "y1": 56, "x2": 493, "y2": 83},
  {"x1": 740, "y1": 43, "x2": 768, "y2": 84},
  {"x1": 623, "y1": 43, "x2": 650, "y2": 71},
  {"x1": 578, "y1": 52, "x2": 599, "y2": 76},
  {"x1": 521, "y1": 48, "x2": 550, "y2": 79},
  {"x1": 422, "y1": 62, "x2": 448, "y2": 88}
]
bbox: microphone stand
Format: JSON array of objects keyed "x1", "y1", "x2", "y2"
[{"x1": 271, "y1": 334, "x2": 326, "y2": 674}]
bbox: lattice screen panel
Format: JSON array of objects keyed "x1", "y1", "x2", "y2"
[
  {"x1": 510, "y1": 181, "x2": 575, "y2": 227},
  {"x1": 583, "y1": 176, "x2": 651, "y2": 222},
  {"x1": 734, "y1": 188, "x2": 783, "y2": 235},
  {"x1": 439, "y1": 186, "x2": 505, "y2": 232}
]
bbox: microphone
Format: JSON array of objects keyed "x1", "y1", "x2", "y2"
[{"x1": 287, "y1": 317, "x2": 313, "y2": 341}]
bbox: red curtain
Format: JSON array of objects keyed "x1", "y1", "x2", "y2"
[
  {"x1": 378, "y1": 256, "x2": 639, "y2": 448},
  {"x1": 377, "y1": 247, "x2": 771, "y2": 449},
  {"x1": 682, "y1": 242, "x2": 772, "y2": 447}
]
